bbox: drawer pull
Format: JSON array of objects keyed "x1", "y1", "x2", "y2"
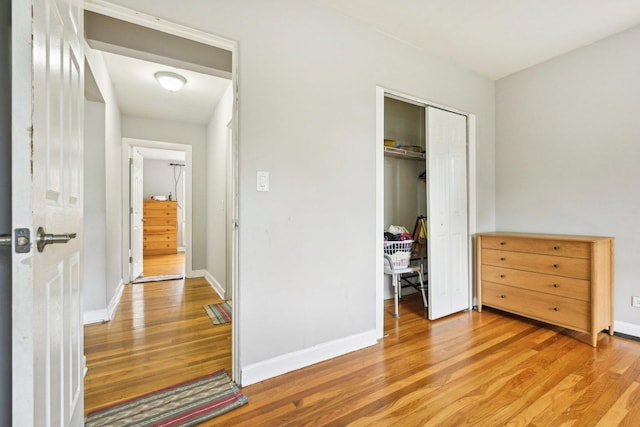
[
  {"x1": 553, "y1": 307, "x2": 559, "y2": 311},
  {"x1": 553, "y1": 264, "x2": 559, "y2": 268},
  {"x1": 553, "y1": 284, "x2": 559, "y2": 288},
  {"x1": 500, "y1": 257, "x2": 506, "y2": 261},
  {"x1": 500, "y1": 241, "x2": 506, "y2": 246},
  {"x1": 500, "y1": 274, "x2": 505, "y2": 278},
  {"x1": 553, "y1": 246, "x2": 560, "y2": 250},
  {"x1": 500, "y1": 294, "x2": 506, "y2": 299}
]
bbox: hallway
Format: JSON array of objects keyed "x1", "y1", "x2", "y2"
[{"x1": 83, "y1": 253, "x2": 231, "y2": 415}]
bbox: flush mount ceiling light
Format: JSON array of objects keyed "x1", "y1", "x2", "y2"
[{"x1": 154, "y1": 71, "x2": 187, "y2": 92}]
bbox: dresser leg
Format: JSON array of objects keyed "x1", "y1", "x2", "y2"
[{"x1": 591, "y1": 333, "x2": 598, "y2": 347}]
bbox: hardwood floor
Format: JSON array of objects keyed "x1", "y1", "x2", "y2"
[
  {"x1": 85, "y1": 269, "x2": 640, "y2": 426},
  {"x1": 212, "y1": 296, "x2": 640, "y2": 426},
  {"x1": 84, "y1": 253, "x2": 231, "y2": 414}
]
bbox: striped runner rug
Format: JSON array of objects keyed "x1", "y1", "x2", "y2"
[
  {"x1": 85, "y1": 369, "x2": 247, "y2": 427},
  {"x1": 203, "y1": 302, "x2": 232, "y2": 325}
]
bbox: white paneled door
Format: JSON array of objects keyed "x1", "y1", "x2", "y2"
[
  {"x1": 131, "y1": 148, "x2": 144, "y2": 280},
  {"x1": 12, "y1": 0, "x2": 85, "y2": 425},
  {"x1": 426, "y1": 107, "x2": 470, "y2": 320}
]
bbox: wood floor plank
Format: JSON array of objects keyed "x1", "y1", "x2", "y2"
[
  {"x1": 618, "y1": 382, "x2": 640, "y2": 427},
  {"x1": 595, "y1": 381, "x2": 640, "y2": 427},
  {"x1": 461, "y1": 339, "x2": 590, "y2": 426}
]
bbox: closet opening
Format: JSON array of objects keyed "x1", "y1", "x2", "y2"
[
  {"x1": 383, "y1": 97, "x2": 428, "y2": 319},
  {"x1": 375, "y1": 88, "x2": 477, "y2": 337}
]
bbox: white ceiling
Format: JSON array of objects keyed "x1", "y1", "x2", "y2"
[
  {"x1": 314, "y1": 0, "x2": 640, "y2": 79},
  {"x1": 101, "y1": 51, "x2": 231, "y2": 125}
]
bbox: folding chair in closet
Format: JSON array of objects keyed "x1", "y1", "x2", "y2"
[{"x1": 384, "y1": 254, "x2": 427, "y2": 318}]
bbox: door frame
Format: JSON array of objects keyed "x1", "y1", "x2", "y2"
[
  {"x1": 122, "y1": 138, "x2": 193, "y2": 278},
  {"x1": 226, "y1": 120, "x2": 237, "y2": 301},
  {"x1": 86, "y1": 0, "x2": 241, "y2": 383},
  {"x1": 375, "y1": 86, "x2": 477, "y2": 338}
]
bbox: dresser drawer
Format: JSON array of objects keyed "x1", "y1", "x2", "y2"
[
  {"x1": 144, "y1": 209, "x2": 177, "y2": 219},
  {"x1": 144, "y1": 218, "x2": 177, "y2": 227},
  {"x1": 143, "y1": 225, "x2": 177, "y2": 235},
  {"x1": 143, "y1": 241, "x2": 177, "y2": 251},
  {"x1": 143, "y1": 201, "x2": 176, "y2": 210},
  {"x1": 481, "y1": 265, "x2": 590, "y2": 301},
  {"x1": 143, "y1": 234, "x2": 177, "y2": 243},
  {"x1": 481, "y1": 236, "x2": 590, "y2": 259},
  {"x1": 482, "y1": 249, "x2": 591, "y2": 280},
  {"x1": 482, "y1": 282, "x2": 590, "y2": 332}
]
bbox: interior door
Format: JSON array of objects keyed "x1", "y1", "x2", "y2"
[
  {"x1": 12, "y1": 0, "x2": 84, "y2": 425},
  {"x1": 426, "y1": 106, "x2": 470, "y2": 320},
  {"x1": 130, "y1": 147, "x2": 144, "y2": 280}
]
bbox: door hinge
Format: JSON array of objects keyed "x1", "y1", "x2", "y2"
[
  {"x1": 129, "y1": 256, "x2": 133, "y2": 263},
  {"x1": 130, "y1": 207, "x2": 133, "y2": 214}
]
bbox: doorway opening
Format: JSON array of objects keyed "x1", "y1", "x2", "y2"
[
  {"x1": 134, "y1": 146, "x2": 186, "y2": 283},
  {"x1": 375, "y1": 87, "x2": 477, "y2": 337},
  {"x1": 126, "y1": 141, "x2": 191, "y2": 281},
  {"x1": 82, "y1": 0, "x2": 241, "y2": 387}
]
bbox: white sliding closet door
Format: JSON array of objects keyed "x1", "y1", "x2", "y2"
[{"x1": 426, "y1": 107, "x2": 470, "y2": 320}]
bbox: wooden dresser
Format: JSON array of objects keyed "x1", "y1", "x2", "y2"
[
  {"x1": 476, "y1": 232, "x2": 614, "y2": 347},
  {"x1": 143, "y1": 200, "x2": 178, "y2": 256}
]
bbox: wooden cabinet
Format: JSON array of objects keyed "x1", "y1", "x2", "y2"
[
  {"x1": 143, "y1": 200, "x2": 177, "y2": 256},
  {"x1": 476, "y1": 232, "x2": 614, "y2": 347}
]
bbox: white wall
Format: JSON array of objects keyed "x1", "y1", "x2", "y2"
[
  {"x1": 84, "y1": 47, "x2": 124, "y2": 320},
  {"x1": 143, "y1": 158, "x2": 185, "y2": 248},
  {"x1": 206, "y1": 84, "x2": 233, "y2": 294},
  {"x1": 108, "y1": 0, "x2": 496, "y2": 383},
  {"x1": 83, "y1": 100, "x2": 108, "y2": 313},
  {"x1": 121, "y1": 116, "x2": 207, "y2": 269},
  {"x1": 496, "y1": 26, "x2": 640, "y2": 335},
  {"x1": 0, "y1": 0, "x2": 12, "y2": 416}
]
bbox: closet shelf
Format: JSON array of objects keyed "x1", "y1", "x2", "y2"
[{"x1": 384, "y1": 146, "x2": 426, "y2": 160}]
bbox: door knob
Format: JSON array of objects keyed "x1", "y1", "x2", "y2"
[{"x1": 36, "y1": 227, "x2": 77, "y2": 252}]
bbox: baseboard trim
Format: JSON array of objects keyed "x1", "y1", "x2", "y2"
[
  {"x1": 84, "y1": 279, "x2": 125, "y2": 325},
  {"x1": 240, "y1": 330, "x2": 379, "y2": 387},
  {"x1": 190, "y1": 269, "x2": 206, "y2": 278},
  {"x1": 107, "y1": 279, "x2": 125, "y2": 321},
  {"x1": 203, "y1": 271, "x2": 225, "y2": 299},
  {"x1": 83, "y1": 309, "x2": 109, "y2": 325},
  {"x1": 614, "y1": 320, "x2": 640, "y2": 339}
]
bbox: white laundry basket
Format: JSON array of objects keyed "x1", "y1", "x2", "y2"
[{"x1": 383, "y1": 240, "x2": 413, "y2": 269}]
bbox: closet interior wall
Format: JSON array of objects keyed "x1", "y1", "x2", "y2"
[{"x1": 383, "y1": 97, "x2": 427, "y2": 300}]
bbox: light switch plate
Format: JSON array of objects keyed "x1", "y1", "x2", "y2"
[{"x1": 257, "y1": 171, "x2": 269, "y2": 191}]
